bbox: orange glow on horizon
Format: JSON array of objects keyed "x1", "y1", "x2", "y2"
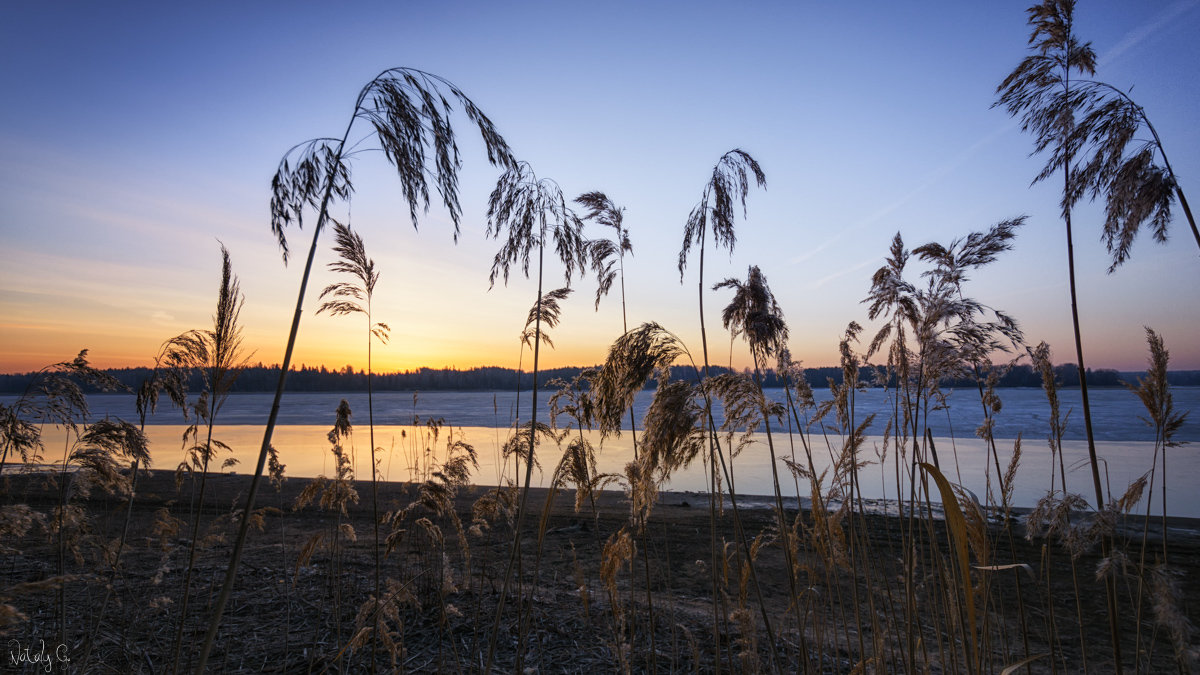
[
  {"x1": 0, "y1": 330, "x2": 758, "y2": 375},
  {"x1": 6, "y1": 318, "x2": 1197, "y2": 376}
]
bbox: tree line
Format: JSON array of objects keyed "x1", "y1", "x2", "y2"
[{"x1": 2, "y1": 361, "x2": 1195, "y2": 394}]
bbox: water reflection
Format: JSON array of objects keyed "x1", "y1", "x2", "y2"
[{"x1": 28, "y1": 424, "x2": 1198, "y2": 517}]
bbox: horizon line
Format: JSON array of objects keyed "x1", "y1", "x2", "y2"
[{"x1": 2, "y1": 360, "x2": 1194, "y2": 379}]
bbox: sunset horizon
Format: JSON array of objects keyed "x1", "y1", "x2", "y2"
[
  {"x1": 2, "y1": 347, "x2": 1195, "y2": 380},
  {"x1": 2, "y1": 2, "x2": 1199, "y2": 669},
  {"x1": 4, "y1": 2, "x2": 1200, "y2": 381}
]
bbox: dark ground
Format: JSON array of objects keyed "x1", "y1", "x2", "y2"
[{"x1": 3, "y1": 469, "x2": 1198, "y2": 673}]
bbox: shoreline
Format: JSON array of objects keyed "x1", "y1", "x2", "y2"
[
  {"x1": 5, "y1": 467, "x2": 1200, "y2": 672},
  {"x1": 11, "y1": 466, "x2": 1198, "y2": 539},
  {"x1": 13, "y1": 421, "x2": 1200, "y2": 519}
]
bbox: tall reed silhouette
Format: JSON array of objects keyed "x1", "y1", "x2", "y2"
[
  {"x1": 995, "y1": 2, "x2": 1123, "y2": 667},
  {"x1": 0, "y1": 349, "x2": 126, "y2": 651},
  {"x1": 316, "y1": 220, "x2": 390, "y2": 663},
  {"x1": 170, "y1": 245, "x2": 248, "y2": 675},
  {"x1": 677, "y1": 149, "x2": 766, "y2": 669},
  {"x1": 595, "y1": 321, "x2": 713, "y2": 671},
  {"x1": 577, "y1": 192, "x2": 638, "y2": 459},
  {"x1": 22, "y1": 353, "x2": 129, "y2": 645},
  {"x1": 1125, "y1": 328, "x2": 1190, "y2": 671},
  {"x1": 715, "y1": 265, "x2": 808, "y2": 655},
  {"x1": 483, "y1": 160, "x2": 585, "y2": 672},
  {"x1": 198, "y1": 68, "x2": 513, "y2": 671},
  {"x1": 292, "y1": 399, "x2": 360, "y2": 667},
  {"x1": 864, "y1": 222, "x2": 1027, "y2": 672}
]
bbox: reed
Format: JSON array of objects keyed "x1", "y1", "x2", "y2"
[
  {"x1": 715, "y1": 265, "x2": 811, "y2": 666},
  {"x1": 382, "y1": 427, "x2": 477, "y2": 670},
  {"x1": 996, "y1": 4, "x2": 1124, "y2": 665},
  {"x1": 293, "y1": 400, "x2": 359, "y2": 669},
  {"x1": 316, "y1": 219, "x2": 390, "y2": 666},
  {"x1": 5, "y1": 32, "x2": 1199, "y2": 670},
  {"x1": 484, "y1": 160, "x2": 586, "y2": 672},
  {"x1": 1070, "y1": 82, "x2": 1200, "y2": 266},
  {"x1": 578, "y1": 191, "x2": 639, "y2": 464},
  {"x1": 1126, "y1": 328, "x2": 1190, "y2": 672},
  {"x1": 81, "y1": 335, "x2": 195, "y2": 669},
  {"x1": 678, "y1": 149, "x2": 767, "y2": 672},
  {"x1": 197, "y1": 68, "x2": 512, "y2": 673},
  {"x1": 170, "y1": 245, "x2": 248, "y2": 675}
]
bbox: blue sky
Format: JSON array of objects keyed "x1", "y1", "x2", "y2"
[{"x1": 1, "y1": 1, "x2": 1198, "y2": 373}]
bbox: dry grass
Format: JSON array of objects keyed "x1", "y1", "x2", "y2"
[
  {"x1": 5, "y1": 469, "x2": 1198, "y2": 673},
  {"x1": 4, "y1": 24, "x2": 1197, "y2": 670},
  {"x1": 3, "y1": 224, "x2": 1194, "y2": 673}
]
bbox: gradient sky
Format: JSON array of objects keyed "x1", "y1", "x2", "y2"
[{"x1": 2, "y1": 1, "x2": 1198, "y2": 375}]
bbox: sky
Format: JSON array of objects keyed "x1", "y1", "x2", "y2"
[{"x1": 1, "y1": 1, "x2": 1198, "y2": 375}]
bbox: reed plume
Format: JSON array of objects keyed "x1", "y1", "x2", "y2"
[
  {"x1": 678, "y1": 150, "x2": 771, "y2": 671},
  {"x1": 548, "y1": 371, "x2": 615, "y2": 511},
  {"x1": 1125, "y1": 328, "x2": 1190, "y2": 670},
  {"x1": 202, "y1": 68, "x2": 512, "y2": 672},
  {"x1": 576, "y1": 191, "x2": 633, "y2": 315},
  {"x1": 1070, "y1": 82, "x2": 1200, "y2": 267},
  {"x1": 171, "y1": 245, "x2": 248, "y2": 675},
  {"x1": 715, "y1": 265, "x2": 811, "y2": 657},
  {"x1": 577, "y1": 191, "x2": 641, "y2": 461},
  {"x1": 996, "y1": 6, "x2": 1123, "y2": 662},
  {"x1": 317, "y1": 218, "x2": 390, "y2": 662},
  {"x1": 484, "y1": 159, "x2": 587, "y2": 671},
  {"x1": 594, "y1": 322, "x2": 685, "y2": 438}
]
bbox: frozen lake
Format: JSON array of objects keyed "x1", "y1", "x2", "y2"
[
  {"x1": 13, "y1": 385, "x2": 1196, "y2": 442},
  {"x1": 6, "y1": 387, "x2": 1196, "y2": 515}
]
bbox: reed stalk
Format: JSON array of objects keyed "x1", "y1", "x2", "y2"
[
  {"x1": 196, "y1": 68, "x2": 511, "y2": 672},
  {"x1": 996, "y1": 4, "x2": 1123, "y2": 664},
  {"x1": 316, "y1": 219, "x2": 389, "y2": 667},
  {"x1": 483, "y1": 161, "x2": 585, "y2": 672},
  {"x1": 170, "y1": 246, "x2": 247, "y2": 675}
]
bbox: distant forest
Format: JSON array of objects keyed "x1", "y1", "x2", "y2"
[{"x1": 2, "y1": 363, "x2": 1198, "y2": 394}]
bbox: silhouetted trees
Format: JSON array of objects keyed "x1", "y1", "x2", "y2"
[{"x1": 4, "y1": 362, "x2": 1194, "y2": 395}]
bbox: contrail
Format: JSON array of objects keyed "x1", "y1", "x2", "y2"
[
  {"x1": 1098, "y1": 1, "x2": 1199, "y2": 68},
  {"x1": 791, "y1": 1, "x2": 1199, "y2": 267}
]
